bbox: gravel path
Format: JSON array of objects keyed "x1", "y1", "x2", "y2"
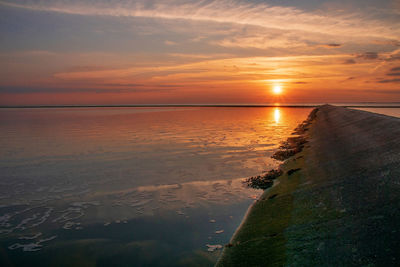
[{"x1": 287, "y1": 105, "x2": 400, "y2": 266}]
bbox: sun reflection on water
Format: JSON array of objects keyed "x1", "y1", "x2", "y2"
[{"x1": 274, "y1": 108, "x2": 281, "y2": 124}]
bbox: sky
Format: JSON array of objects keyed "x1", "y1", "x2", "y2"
[{"x1": 0, "y1": 0, "x2": 400, "y2": 105}]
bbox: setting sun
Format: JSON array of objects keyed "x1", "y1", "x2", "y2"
[{"x1": 273, "y1": 85, "x2": 283, "y2": 95}]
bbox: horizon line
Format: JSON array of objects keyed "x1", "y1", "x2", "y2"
[{"x1": 2, "y1": 103, "x2": 400, "y2": 109}]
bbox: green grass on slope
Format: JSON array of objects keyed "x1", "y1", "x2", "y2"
[{"x1": 216, "y1": 155, "x2": 305, "y2": 267}]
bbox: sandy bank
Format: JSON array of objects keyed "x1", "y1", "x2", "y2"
[{"x1": 217, "y1": 104, "x2": 400, "y2": 266}]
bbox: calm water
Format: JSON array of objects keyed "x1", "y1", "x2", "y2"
[
  {"x1": 0, "y1": 107, "x2": 312, "y2": 266},
  {"x1": 353, "y1": 107, "x2": 400, "y2": 118}
]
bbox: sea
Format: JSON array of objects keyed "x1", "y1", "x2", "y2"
[{"x1": 0, "y1": 105, "x2": 398, "y2": 266}]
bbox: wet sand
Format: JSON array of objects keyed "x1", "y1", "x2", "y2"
[{"x1": 217, "y1": 105, "x2": 400, "y2": 266}]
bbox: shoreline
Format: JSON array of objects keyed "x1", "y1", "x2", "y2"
[
  {"x1": 216, "y1": 106, "x2": 317, "y2": 266},
  {"x1": 217, "y1": 105, "x2": 400, "y2": 266}
]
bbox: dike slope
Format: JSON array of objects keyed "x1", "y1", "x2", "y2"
[{"x1": 217, "y1": 104, "x2": 400, "y2": 266}]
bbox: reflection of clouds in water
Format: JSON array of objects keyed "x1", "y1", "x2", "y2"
[
  {"x1": 0, "y1": 203, "x2": 99, "y2": 251},
  {"x1": 0, "y1": 177, "x2": 260, "y2": 252},
  {"x1": 18, "y1": 232, "x2": 42, "y2": 240},
  {"x1": 8, "y1": 235, "x2": 57, "y2": 252},
  {"x1": 0, "y1": 207, "x2": 53, "y2": 235},
  {"x1": 108, "y1": 177, "x2": 261, "y2": 217}
]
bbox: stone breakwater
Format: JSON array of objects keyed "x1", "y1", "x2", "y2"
[{"x1": 217, "y1": 105, "x2": 400, "y2": 266}]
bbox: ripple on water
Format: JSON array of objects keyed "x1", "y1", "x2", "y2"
[{"x1": 8, "y1": 235, "x2": 57, "y2": 252}]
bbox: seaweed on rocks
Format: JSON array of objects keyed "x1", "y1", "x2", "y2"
[
  {"x1": 272, "y1": 136, "x2": 307, "y2": 161},
  {"x1": 272, "y1": 107, "x2": 319, "y2": 161},
  {"x1": 268, "y1": 194, "x2": 278, "y2": 200},
  {"x1": 244, "y1": 169, "x2": 283, "y2": 190},
  {"x1": 243, "y1": 107, "x2": 319, "y2": 189},
  {"x1": 271, "y1": 149, "x2": 300, "y2": 161},
  {"x1": 292, "y1": 107, "x2": 319, "y2": 135},
  {"x1": 279, "y1": 136, "x2": 308, "y2": 150},
  {"x1": 287, "y1": 168, "x2": 301, "y2": 175}
]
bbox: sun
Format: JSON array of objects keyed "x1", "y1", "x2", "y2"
[{"x1": 272, "y1": 85, "x2": 282, "y2": 95}]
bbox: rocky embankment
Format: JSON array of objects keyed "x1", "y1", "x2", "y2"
[{"x1": 217, "y1": 105, "x2": 400, "y2": 266}]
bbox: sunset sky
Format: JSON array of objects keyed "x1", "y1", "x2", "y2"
[{"x1": 1, "y1": 0, "x2": 400, "y2": 105}]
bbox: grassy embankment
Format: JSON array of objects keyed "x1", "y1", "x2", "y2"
[{"x1": 217, "y1": 108, "x2": 319, "y2": 266}]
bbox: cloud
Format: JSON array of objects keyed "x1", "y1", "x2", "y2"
[
  {"x1": 356, "y1": 52, "x2": 379, "y2": 60},
  {"x1": 385, "y1": 52, "x2": 400, "y2": 61},
  {"x1": 378, "y1": 78, "x2": 400, "y2": 83},
  {"x1": 0, "y1": 86, "x2": 175, "y2": 94},
  {"x1": 1, "y1": 0, "x2": 399, "y2": 40},
  {"x1": 321, "y1": 43, "x2": 342, "y2": 48},
  {"x1": 102, "y1": 83, "x2": 184, "y2": 88},
  {"x1": 387, "y1": 72, "x2": 400, "y2": 76},
  {"x1": 47, "y1": 54, "x2": 353, "y2": 87},
  {"x1": 67, "y1": 66, "x2": 110, "y2": 72},
  {"x1": 339, "y1": 76, "x2": 356, "y2": 83},
  {"x1": 390, "y1": 66, "x2": 400, "y2": 71},
  {"x1": 340, "y1": 88, "x2": 400, "y2": 95},
  {"x1": 101, "y1": 83, "x2": 145, "y2": 87},
  {"x1": 372, "y1": 39, "x2": 400, "y2": 47},
  {"x1": 2, "y1": 0, "x2": 399, "y2": 61},
  {"x1": 292, "y1": 81, "x2": 308, "y2": 84},
  {"x1": 164, "y1": 40, "x2": 178, "y2": 46},
  {"x1": 343, "y1": 59, "x2": 356, "y2": 64},
  {"x1": 394, "y1": 0, "x2": 400, "y2": 11}
]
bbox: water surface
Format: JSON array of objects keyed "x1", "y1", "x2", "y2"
[
  {"x1": 0, "y1": 107, "x2": 311, "y2": 266},
  {"x1": 353, "y1": 107, "x2": 400, "y2": 118}
]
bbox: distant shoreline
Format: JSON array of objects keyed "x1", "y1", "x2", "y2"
[{"x1": 1, "y1": 104, "x2": 400, "y2": 109}]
